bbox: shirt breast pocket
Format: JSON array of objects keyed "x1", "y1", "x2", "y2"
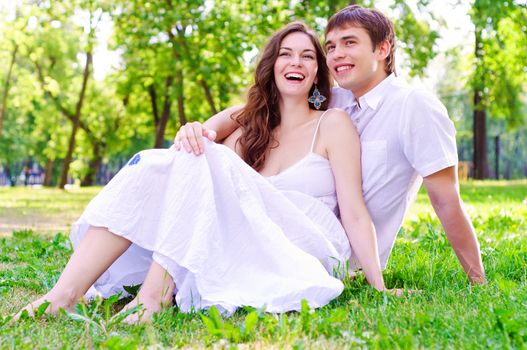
[{"x1": 360, "y1": 140, "x2": 387, "y2": 186}]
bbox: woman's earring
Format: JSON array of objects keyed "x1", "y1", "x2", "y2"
[{"x1": 308, "y1": 85, "x2": 327, "y2": 110}]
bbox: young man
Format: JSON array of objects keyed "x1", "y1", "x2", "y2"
[{"x1": 174, "y1": 6, "x2": 486, "y2": 283}]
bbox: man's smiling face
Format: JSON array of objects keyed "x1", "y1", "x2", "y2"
[{"x1": 325, "y1": 25, "x2": 389, "y2": 98}]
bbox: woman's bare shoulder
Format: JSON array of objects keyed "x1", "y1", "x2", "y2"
[{"x1": 320, "y1": 108, "x2": 357, "y2": 137}]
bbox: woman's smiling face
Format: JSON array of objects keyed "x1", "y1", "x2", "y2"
[{"x1": 273, "y1": 32, "x2": 319, "y2": 99}]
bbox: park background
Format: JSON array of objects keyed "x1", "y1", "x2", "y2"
[
  {"x1": 0, "y1": 0, "x2": 526, "y2": 348},
  {"x1": 0, "y1": 0, "x2": 526, "y2": 189}
]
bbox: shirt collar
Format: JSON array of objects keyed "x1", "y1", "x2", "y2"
[{"x1": 357, "y1": 73, "x2": 396, "y2": 111}]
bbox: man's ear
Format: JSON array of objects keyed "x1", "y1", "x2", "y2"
[{"x1": 376, "y1": 40, "x2": 391, "y2": 60}]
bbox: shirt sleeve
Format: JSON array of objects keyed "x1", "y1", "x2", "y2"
[
  {"x1": 329, "y1": 87, "x2": 354, "y2": 110},
  {"x1": 401, "y1": 89, "x2": 458, "y2": 177}
]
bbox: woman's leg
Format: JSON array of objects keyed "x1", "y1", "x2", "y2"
[
  {"x1": 14, "y1": 226, "x2": 132, "y2": 319},
  {"x1": 120, "y1": 260, "x2": 175, "y2": 324}
]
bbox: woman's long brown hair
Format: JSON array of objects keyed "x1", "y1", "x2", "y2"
[{"x1": 233, "y1": 22, "x2": 331, "y2": 171}]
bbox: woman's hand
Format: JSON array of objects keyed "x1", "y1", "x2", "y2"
[
  {"x1": 174, "y1": 122, "x2": 217, "y2": 155},
  {"x1": 380, "y1": 287, "x2": 406, "y2": 297},
  {"x1": 379, "y1": 287, "x2": 422, "y2": 297},
  {"x1": 348, "y1": 271, "x2": 412, "y2": 297}
]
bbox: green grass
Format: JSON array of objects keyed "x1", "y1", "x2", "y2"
[
  {"x1": 0, "y1": 187, "x2": 100, "y2": 236},
  {"x1": 1, "y1": 180, "x2": 526, "y2": 349}
]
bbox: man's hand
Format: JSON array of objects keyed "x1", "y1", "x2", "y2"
[{"x1": 174, "y1": 122, "x2": 217, "y2": 155}]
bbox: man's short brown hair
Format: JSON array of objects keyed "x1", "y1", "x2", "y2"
[{"x1": 325, "y1": 5, "x2": 396, "y2": 75}]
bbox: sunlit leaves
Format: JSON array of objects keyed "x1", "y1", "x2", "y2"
[{"x1": 470, "y1": 0, "x2": 527, "y2": 127}]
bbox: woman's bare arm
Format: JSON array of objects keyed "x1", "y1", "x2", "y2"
[
  {"x1": 221, "y1": 127, "x2": 243, "y2": 157},
  {"x1": 321, "y1": 109, "x2": 387, "y2": 291}
]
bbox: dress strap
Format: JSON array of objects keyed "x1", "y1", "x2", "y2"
[{"x1": 309, "y1": 109, "x2": 331, "y2": 153}]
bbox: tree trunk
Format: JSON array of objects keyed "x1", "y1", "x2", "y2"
[
  {"x1": 148, "y1": 84, "x2": 160, "y2": 125},
  {"x1": 472, "y1": 28, "x2": 488, "y2": 179},
  {"x1": 167, "y1": 35, "x2": 186, "y2": 128},
  {"x1": 154, "y1": 76, "x2": 174, "y2": 148},
  {"x1": 58, "y1": 51, "x2": 92, "y2": 189},
  {"x1": 504, "y1": 159, "x2": 511, "y2": 180},
  {"x1": 81, "y1": 142, "x2": 103, "y2": 186},
  {"x1": 4, "y1": 164, "x2": 13, "y2": 186},
  {"x1": 169, "y1": 28, "x2": 217, "y2": 116},
  {"x1": 494, "y1": 135, "x2": 500, "y2": 179},
  {"x1": 176, "y1": 69, "x2": 187, "y2": 127},
  {"x1": 199, "y1": 79, "x2": 217, "y2": 115},
  {"x1": 0, "y1": 43, "x2": 18, "y2": 137},
  {"x1": 473, "y1": 91, "x2": 488, "y2": 179},
  {"x1": 44, "y1": 158, "x2": 53, "y2": 186},
  {"x1": 148, "y1": 84, "x2": 161, "y2": 146}
]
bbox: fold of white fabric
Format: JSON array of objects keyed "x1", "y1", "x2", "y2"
[{"x1": 71, "y1": 141, "x2": 351, "y2": 314}]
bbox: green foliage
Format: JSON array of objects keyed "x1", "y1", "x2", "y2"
[
  {"x1": 1, "y1": 1, "x2": 525, "y2": 182},
  {"x1": 1, "y1": 0, "x2": 446, "y2": 185},
  {"x1": 470, "y1": 0, "x2": 527, "y2": 127},
  {"x1": 0, "y1": 231, "x2": 71, "y2": 294},
  {"x1": 201, "y1": 306, "x2": 263, "y2": 343},
  {"x1": 390, "y1": 0, "x2": 440, "y2": 76},
  {"x1": 67, "y1": 294, "x2": 141, "y2": 336}
]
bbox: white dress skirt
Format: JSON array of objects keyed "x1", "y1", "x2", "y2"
[{"x1": 71, "y1": 140, "x2": 351, "y2": 315}]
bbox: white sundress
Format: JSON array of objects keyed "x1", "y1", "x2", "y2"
[{"x1": 71, "y1": 110, "x2": 352, "y2": 315}]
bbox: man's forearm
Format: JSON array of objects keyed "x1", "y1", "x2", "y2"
[
  {"x1": 435, "y1": 200, "x2": 486, "y2": 283},
  {"x1": 424, "y1": 167, "x2": 486, "y2": 284}
]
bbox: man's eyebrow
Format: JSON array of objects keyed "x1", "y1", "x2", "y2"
[
  {"x1": 325, "y1": 35, "x2": 360, "y2": 47},
  {"x1": 341, "y1": 35, "x2": 359, "y2": 41}
]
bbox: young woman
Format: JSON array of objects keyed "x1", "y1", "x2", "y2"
[{"x1": 15, "y1": 22, "x2": 394, "y2": 324}]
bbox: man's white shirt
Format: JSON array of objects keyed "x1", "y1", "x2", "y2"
[{"x1": 329, "y1": 74, "x2": 458, "y2": 268}]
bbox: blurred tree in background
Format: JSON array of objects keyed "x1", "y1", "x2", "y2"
[
  {"x1": 469, "y1": 0, "x2": 527, "y2": 178},
  {"x1": 0, "y1": 0, "x2": 525, "y2": 186}
]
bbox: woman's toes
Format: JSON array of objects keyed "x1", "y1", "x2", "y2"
[
  {"x1": 12, "y1": 298, "x2": 50, "y2": 321},
  {"x1": 12, "y1": 291, "x2": 80, "y2": 322},
  {"x1": 117, "y1": 295, "x2": 172, "y2": 324}
]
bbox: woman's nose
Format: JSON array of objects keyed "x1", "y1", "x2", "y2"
[{"x1": 290, "y1": 55, "x2": 302, "y2": 66}]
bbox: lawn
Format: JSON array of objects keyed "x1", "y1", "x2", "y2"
[{"x1": 1, "y1": 180, "x2": 526, "y2": 349}]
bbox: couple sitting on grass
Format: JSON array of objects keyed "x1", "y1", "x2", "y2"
[{"x1": 14, "y1": 5, "x2": 486, "y2": 324}]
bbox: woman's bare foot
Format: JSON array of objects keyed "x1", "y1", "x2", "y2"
[
  {"x1": 118, "y1": 292, "x2": 173, "y2": 324},
  {"x1": 12, "y1": 290, "x2": 78, "y2": 321},
  {"x1": 117, "y1": 261, "x2": 176, "y2": 324}
]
